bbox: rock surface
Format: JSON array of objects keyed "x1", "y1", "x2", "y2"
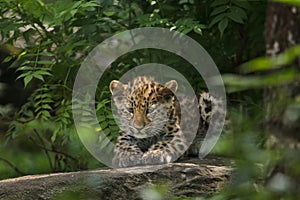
[{"x1": 0, "y1": 157, "x2": 232, "y2": 200}]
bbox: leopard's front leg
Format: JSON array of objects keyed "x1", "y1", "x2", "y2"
[
  {"x1": 112, "y1": 146, "x2": 143, "y2": 168},
  {"x1": 141, "y1": 128, "x2": 188, "y2": 165},
  {"x1": 112, "y1": 132, "x2": 143, "y2": 168}
]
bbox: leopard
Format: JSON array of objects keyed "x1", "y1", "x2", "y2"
[{"x1": 109, "y1": 76, "x2": 226, "y2": 168}]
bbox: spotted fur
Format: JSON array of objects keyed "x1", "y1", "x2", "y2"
[{"x1": 110, "y1": 76, "x2": 225, "y2": 168}]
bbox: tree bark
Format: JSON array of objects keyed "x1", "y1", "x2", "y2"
[
  {"x1": 264, "y1": 2, "x2": 300, "y2": 140},
  {"x1": 263, "y1": 1, "x2": 300, "y2": 191},
  {"x1": 0, "y1": 158, "x2": 232, "y2": 200}
]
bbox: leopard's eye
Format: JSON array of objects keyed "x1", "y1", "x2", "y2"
[
  {"x1": 146, "y1": 108, "x2": 151, "y2": 114},
  {"x1": 127, "y1": 107, "x2": 134, "y2": 113},
  {"x1": 146, "y1": 104, "x2": 156, "y2": 114}
]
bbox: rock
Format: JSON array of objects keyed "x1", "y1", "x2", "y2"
[{"x1": 0, "y1": 157, "x2": 232, "y2": 200}]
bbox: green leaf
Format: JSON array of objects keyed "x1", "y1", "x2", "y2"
[
  {"x1": 36, "y1": 60, "x2": 55, "y2": 65},
  {"x1": 178, "y1": 26, "x2": 193, "y2": 34},
  {"x1": 17, "y1": 66, "x2": 34, "y2": 71},
  {"x1": 193, "y1": 25, "x2": 203, "y2": 35},
  {"x1": 240, "y1": 57, "x2": 272, "y2": 73},
  {"x1": 210, "y1": 5, "x2": 229, "y2": 16},
  {"x1": 38, "y1": 52, "x2": 55, "y2": 57},
  {"x1": 100, "y1": 122, "x2": 108, "y2": 128},
  {"x1": 103, "y1": 11, "x2": 115, "y2": 17},
  {"x1": 209, "y1": 13, "x2": 228, "y2": 28},
  {"x1": 228, "y1": 13, "x2": 244, "y2": 24},
  {"x1": 223, "y1": 68, "x2": 300, "y2": 93},
  {"x1": 41, "y1": 110, "x2": 51, "y2": 118},
  {"x1": 241, "y1": 45, "x2": 300, "y2": 73},
  {"x1": 70, "y1": 8, "x2": 78, "y2": 17},
  {"x1": 34, "y1": 93, "x2": 51, "y2": 100},
  {"x1": 20, "y1": 60, "x2": 34, "y2": 66},
  {"x1": 80, "y1": 1, "x2": 99, "y2": 8},
  {"x1": 218, "y1": 18, "x2": 228, "y2": 37},
  {"x1": 3, "y1": 56, "x2": 13, "y2": 63},
  {"x1": 24, "y1": 74, "x2": 33, "y2": 87},
  {"x1": 42, "y1": 104, "x2": 52, "y2": 110},
  {"x1": 174, "y1": 18, "x2": 199, "y2": 34},
  {"x1": 274, "y1": 0, "x2": 300, "y2": 7},
  {"x1": 228, "y1": 6, "x2": 247, "y2": 24},
  {"x1": 231, "y1": 6, "x2": 247, "y2": 20},
  {"x1": 34, "y1": 98, "x2": 53, "y2": 107},
  {"x1": 33, "y1": 73, "x2": 45, "y2": 81},
  {"x1": 96, "y1": 100, "x2": 110, "y2": 111},
  {"x1": 51, "y1": 131, "x2": 57, "y2": 142},
  {"x1": 16, "y1": 72, "x2": 29, "y2": 80},
  {"x1": 36, "y1": 71, "x2": 52, "y2": 76},
  {"x1": 231, "y1": 0, "x2": 251, "y2": 9},
  {"x1": 210, "y1": 0, "x2": 229, "y2": 7}
]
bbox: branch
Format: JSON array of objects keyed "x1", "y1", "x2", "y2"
[
  {"x1": 31, "y1": 130, "x2": 77, "y2": 161},
  {"x1": 31, "y1": 130, "x2": 54, "y2": 171},
  {"x1": 0, "y1": 158, "x2": 232, "y2": 199},
  {"x1": 0, "y1": 157, "x2": 25, "y2": 176}
]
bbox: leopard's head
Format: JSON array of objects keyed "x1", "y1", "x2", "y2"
[{"x1": 110, "y1": 77, "x2": 179, "y2": 139}]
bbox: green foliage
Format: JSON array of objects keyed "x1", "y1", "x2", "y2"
[
  {"x1": 1, "y1": 0, "x2": 299, "y2": 199},
  {"x1": 209, "y1": 0, "x2": 249, "y2": 37},
  {"x1": 275, "y1": 0, "x2": 300, "y2": 7},
  {"x1": 16, "y1": 51, "x2": 54, "y2": 87},
  {"x1": 0, "y1": 0, "x2": 126, "y2": 177},
  {"x1": 241, "y1": 45, "x2": 300, "y2": 73},
  {"x1": 214, "y1": 3, "x2": 300, "y2": 200},
  {"x1": 223, "y1": 45, "x2": 300, "y2": 92},
  {"x1": 0, "y1": 0, "x2": 269, "y2": 192}
]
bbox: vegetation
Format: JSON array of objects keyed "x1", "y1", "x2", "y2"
[{"x1": 0, "y1": 0, "x2": 299, "y2": 199}]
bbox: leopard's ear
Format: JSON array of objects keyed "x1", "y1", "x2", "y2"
[
  {"x1": 159, "y1": 80, "x2": 178, "y2": 101},
  {"x1": 164, "y1": 80, "x2": 178, "y2": 93},
  {"x1": 109, "y1": 80, "x2": 125, "y2": 95}
]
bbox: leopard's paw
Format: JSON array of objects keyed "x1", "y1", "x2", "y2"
[
  {"x1": 112, "y1": 153, "x2": 143, "y2": 168},
  {"x1": 141, "y1": 150, "x2": 173, "y2": 165}
]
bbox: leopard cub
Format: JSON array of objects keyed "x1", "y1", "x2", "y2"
[{"x1": 109, "y1": 76, "x2": 225, "y2": 168}]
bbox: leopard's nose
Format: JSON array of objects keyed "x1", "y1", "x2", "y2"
[
  {"x1": 130, "y1": 119, "x2": 144, "y2": 130},
  {"x1": 133, "y1": 122, "x2": 144, "y2": 130},
  {"x1": 131, "y1": 113, "x2": 146, "y2": 129}
]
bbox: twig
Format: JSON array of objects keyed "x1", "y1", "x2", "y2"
[
  {"x1": 128, "y1": 0, "x2": 132, "y2": 28},
  {"x1": 32, "y1": 130, "x2": 54, "y2": 171},
  {"x1": 0, "y1": 157, "x2": 25, "y2": 176},
  {"x1": 31, "y1": 131, "x2": 77, "y2": 161}
]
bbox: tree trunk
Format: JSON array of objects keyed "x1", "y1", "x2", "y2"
[
  {"x1": 263, "y1": 1, "x2": 300, "y2": 190},
  {"x1": 0, "y1": 158, "x2": 232, "y2": 200},
  {"x1": 264, "y1": 2, "x2": 300, "y2": 139}
]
